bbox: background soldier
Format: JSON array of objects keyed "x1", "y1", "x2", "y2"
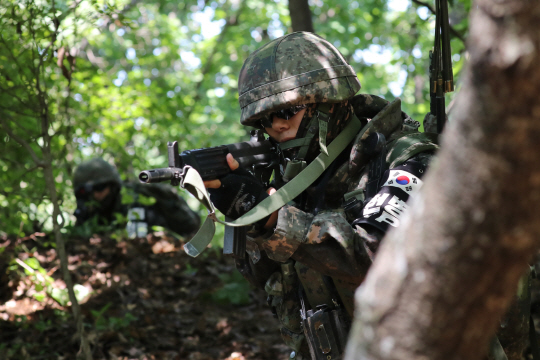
[
  {"x1": 205, "y1": 31, "x2": 438, "y2": 359},
  {"x1": 73, "y1": 157, "x2": 200, "y2": 238}
]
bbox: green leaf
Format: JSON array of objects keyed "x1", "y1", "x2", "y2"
[
  {"x1": 0, "y1": 0, "x2": 471, "y2": 246},
  {"x1": 212, "y1": 272, "x2": 251, "y2": 305},
  {"x1": 49, "y1": 288, "x2": 70, "y2": 306},
  {"x1": 121, "y1": 188, "x2": 136, "y2": 205},
  {"x1": 25, "y1": 258, "x2": 41, "y2": 271},
  {"x1": 74, "y1": 284, "x2": 90, "y2": 302},
  {"x1": 137, "y1": 194, "x2": 156, "y2": 206},
  {"x1": 33, "y1": 293, "x2": 46, "y2": 302}
]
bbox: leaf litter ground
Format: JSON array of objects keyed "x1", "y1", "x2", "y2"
[{"x1": 0, "y1": 233, "x2": 290, "y2": 360}]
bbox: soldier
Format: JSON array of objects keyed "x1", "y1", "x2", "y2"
[
  {"x1": 73, "y1": 158, "x2": 200, "y2": 238},
  {"x1": 203, "y1": 31, "x2": 439, "y2": 359}
]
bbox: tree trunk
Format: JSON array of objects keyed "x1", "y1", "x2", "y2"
[
  {"x1": 288, "y1": 0, "x2": 314, "y2": 33},
  {"x1": 345, "y1": 1, "x2": 540, "y2": 359},
  {"x1": 42, "y1": 147, "x2": 92, "y2": 360}
]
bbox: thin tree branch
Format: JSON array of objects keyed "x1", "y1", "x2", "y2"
[
  {"x1": 13, "y1": 165, "x2": 40, "y2": 183},
  {"x1": 0, "y1": 34, "x2": 26, "y2": 76},
  {"x1": 411, "y1": 0, "x2": 466, "y2": 44},
  {"x1": 101, "y1": 0, "x2": 141, "y2": 28},
  {"x1": 183, "y1": 0, "x2": 247, "y2": 130},
  {"x1": 0, "y1": 87, "x2": 31, "y2": 108},
  {"x1": 27, "y1": 1, "x2": 92, "y2": 357},
  {"x1": 412, "y1": 0, "x2": 436, "y2": 15},
  {"x1": 0, "y1": 117, "x2": 45, "y2": 167},
  {"x1": 0, "y1": 39, "x2": 32, "y2": 107},
  {"x1": 0, "y1": 104, "x2": 37, "y2": 118}
]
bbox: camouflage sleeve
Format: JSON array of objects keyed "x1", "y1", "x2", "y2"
[
  {"x1": 246, "y1": 152, "x2": 434, "y2": 281},
  {"x1": 258, "y1": 204, "x2": 371, "y2": 279},
  {"x1": 139, "y1": 183, "x2": 201, "y2": 237},
  {"x1": 147, "y1": 197, "x2": 200, "y2": 237}
]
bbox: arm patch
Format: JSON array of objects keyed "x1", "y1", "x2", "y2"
[{"x1": 354, "y1": 159, "x2": 426, "y2": 233}]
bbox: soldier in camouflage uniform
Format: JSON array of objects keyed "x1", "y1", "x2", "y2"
[
  {"x1": 73, "y1": 158, "x2": 200, "y2": 238},
  {"x1": 204, "y1": 32, "x2": 438, "y2": 359}
]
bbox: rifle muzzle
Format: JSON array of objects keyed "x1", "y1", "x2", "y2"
[{"x1": 139, "y1": 168, "x2": 177, "y2": 184}]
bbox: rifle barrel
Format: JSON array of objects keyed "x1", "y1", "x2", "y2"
[
  {"x1": 440, "y1": 0, "x2": 454, "y2": 92},
  {"x1": 139, "y1": 167, "x2": 180, "y2": 184}
]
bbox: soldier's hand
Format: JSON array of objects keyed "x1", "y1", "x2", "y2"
[
  {"x1": 204, "y1": 154, "x2": 278, "y2": 228},
  {"x1": 204, "y1": 154, "x2": 268, "y2": 220},
  {"x1": 204, "y1": 154, "x2": 239, "y2": 189}
]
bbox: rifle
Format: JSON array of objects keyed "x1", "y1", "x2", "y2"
[
  {"x1": 139, "y1": 130, "x2": 279, "y2": 186},
  {"x1": 429, "y1": 0, "x2": 454, "y2": 134},
  {"x1": 138, "y1": 129, "x2": 281, "y2": 259}
]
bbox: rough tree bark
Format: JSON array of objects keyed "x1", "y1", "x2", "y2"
[
  {"x1": 288, "y1": 0, "x2": 314, "y2": 33},
  {"x1": 345, "y1": 1, "x2": 540, "y2": 359}
]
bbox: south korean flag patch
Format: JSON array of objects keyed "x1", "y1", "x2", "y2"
[
  {"x1": 354, "y1": 159, "x2": 427, "y2": 233},
  {"x1": 383, "y1": 169, "x2": 423, "y2": 194}
]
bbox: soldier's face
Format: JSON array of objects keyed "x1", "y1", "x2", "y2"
[
  {"x1": 93, "y1": 186, "x2": 111, "y2": 202},
  {"x1": 264, "y1": 108, "x2": 306, "y2": 143}
]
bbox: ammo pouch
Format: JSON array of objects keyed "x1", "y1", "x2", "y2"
[{"x1": 302, "y1": 304, "x2": 350, "y2": 360}]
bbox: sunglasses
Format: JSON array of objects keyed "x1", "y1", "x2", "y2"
[
  {"x1": 75, "y1": 182, "x2": 110, "y2": 198},
  {"x1": 260, "y1": 105, "x2": 307, "y2": 128}
]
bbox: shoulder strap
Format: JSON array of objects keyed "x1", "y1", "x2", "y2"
[{"x1": 182, "y1": 113, "x2": 364, "y2": 257}]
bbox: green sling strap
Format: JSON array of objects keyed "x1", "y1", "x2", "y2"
[{"x1": 181, "y1": 113, "x2": 364, "y2": 257}]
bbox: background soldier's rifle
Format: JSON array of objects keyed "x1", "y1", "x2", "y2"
[{"x1": 429, "y1": 0, "x2": 454, "y2": 134}]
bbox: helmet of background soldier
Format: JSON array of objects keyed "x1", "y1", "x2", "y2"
[
  {"x1": 73, "y1": 158, "x2": 122, "y2": 191},
  {"x1": 238, "y1": 31, "x2": 361, "y2": 127}
]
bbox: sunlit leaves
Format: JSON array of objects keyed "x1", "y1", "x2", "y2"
[{"x1": 0, "y1": 0, "x2": 471, "y2": 239}]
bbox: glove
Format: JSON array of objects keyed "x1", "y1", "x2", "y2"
[{"x1": 207, "y1": 167, "x2": 269, "y2": 220}]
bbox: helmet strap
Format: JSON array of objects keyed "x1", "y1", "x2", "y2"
[
  {"x1": 316, "y1": 103, "x2": 333, "y2": 156},
  {"x1": 293, "y1": 103, "x2": 333, "y2": 160},
  {"x1": 276, "y1": 103, "x2": 334, "y2": 181},
  {"x1": 296, "y1": 115, "x2": 318, "y2": 160},
  {"x1": 278, "y1": 115, "x2": 318, "y2": 160}
]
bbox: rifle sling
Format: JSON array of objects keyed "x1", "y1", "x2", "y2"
[{"x1": 182, "y1": 114, "x2": 363, "y2": 257}]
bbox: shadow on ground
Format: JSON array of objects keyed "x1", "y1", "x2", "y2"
[{"x1": 0, "y1": 233, "x2": 289, "y2": 360}]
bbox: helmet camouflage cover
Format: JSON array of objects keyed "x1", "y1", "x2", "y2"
[
  {"x1": 238, "y1": 31, "x2": 361, "y2": 126},
  {"x1": 73, "y1": 158, "x2": 122, "y2": 190}
]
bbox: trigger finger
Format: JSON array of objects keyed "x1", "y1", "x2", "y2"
[{"x1": 226, "y1": 153, "x2": 239, "y2": 171}]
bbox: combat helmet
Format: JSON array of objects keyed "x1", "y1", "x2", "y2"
[
  {"x1": 238, "y1": 31, "x2": 361, "y2": 126},
  {"x1": 73, "y1": 158, "x2": 122, "y2": 190}
]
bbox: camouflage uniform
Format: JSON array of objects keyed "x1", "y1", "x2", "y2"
[
  {"x1": 73, "y1": 158, "x2": 200, "y2": 237},
  {"x1": 230, "y1": 32, "x2": 439, "y2": 360}
]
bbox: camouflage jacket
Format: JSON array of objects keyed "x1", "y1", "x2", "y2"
[
  {"x1": 239, "y1": 94, "x2": 439, "y2": 356},
  {"x1": 75, "y1": 181, "x2": 200, "y2": 238},
  {"x1": 123, "y1": 182, "x2": 201, "y2": 238}
]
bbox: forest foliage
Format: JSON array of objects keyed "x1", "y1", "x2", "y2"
[{"x1": 0, "y1": 0, "x2": 470, "y2": 242}]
